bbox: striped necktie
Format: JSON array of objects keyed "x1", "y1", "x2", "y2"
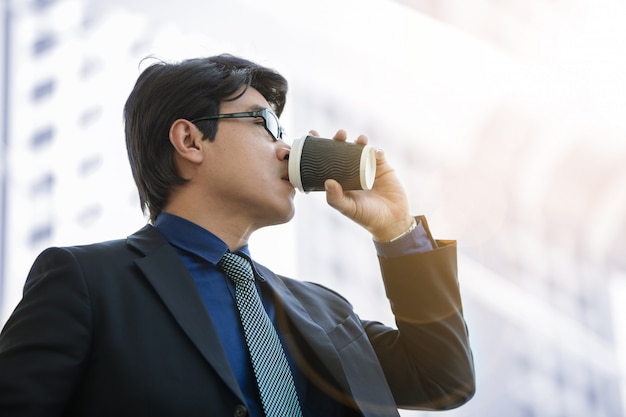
[{"x1": 218, "y1": 251, "x2": 303, "y2": 417}]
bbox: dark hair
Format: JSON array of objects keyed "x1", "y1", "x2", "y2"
[{"x1": 123, "y1": 54, "x2": 288, "y2": 222}]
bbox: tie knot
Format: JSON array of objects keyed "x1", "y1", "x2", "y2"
[{"x1": 218, "y1": 252, "x2": 255, "y2": 284}]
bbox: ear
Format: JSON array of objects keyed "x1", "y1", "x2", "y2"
[{"x1": 169, "y1": 119, "x2": 204, "y2": 165}]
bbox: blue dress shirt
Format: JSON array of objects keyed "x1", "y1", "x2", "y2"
[{"x1": 154, "y1": 213, "x2": 434, "y2": 416}]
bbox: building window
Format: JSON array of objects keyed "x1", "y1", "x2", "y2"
[
  {"x1": 29, "y1": 223, "x2": 53, "y2": 246},
  {"x1": 78, "y1": 154, "x2": 102, "y2": 177},
  {"x1": 33, "y1": 33, "x2": 57, "y2": 56},
  {"x1": 78, "y1": 106, "x2": 102, "y2": 128},
  {"x1": 79, "y1": 57, "x2": 103, "y2": 79},
  {"x1": 76, "y1": 204, "x2": 102, "y2": 226},
  {"x1": 31, "y1": 79, "x2": 56, "y2": 102},
  {"x1": 32, "y1": 0, "x2": 58, "y2": 11},
  {"x1": 30, "y1": 173, "x2": 55, "y2": 196},
  {"x1": 30, "y1": 126, "x2": 55, "y2": 148}
]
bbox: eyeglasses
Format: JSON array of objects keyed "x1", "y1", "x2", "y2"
[{"x1": 191, "y1": 108, "x2": 284, "y2": 142}]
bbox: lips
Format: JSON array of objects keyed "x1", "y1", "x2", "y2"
[{"x1": 281, "y1": 172, "x2": 294, "y2": 190}]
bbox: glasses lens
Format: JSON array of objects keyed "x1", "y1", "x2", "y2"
[{"x1": 263, "y1": 109, "x2": 282, "y2": 140}]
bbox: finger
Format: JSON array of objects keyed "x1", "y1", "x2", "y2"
[
  {"x1": 376, "y1": 148, "x2": 385, "y2": 162},
  {"x1": 375, "y1": 148, "x2": 388, "y2": 167},
  {"x1": 324, "y1": 179, "x2": 350, "y2": 213},
  {"x1": 308, "y1": 129, "x2": 320, "y2": 137},
  {"x1": 373, "y1": 148, "x2": 393, "y2": 180},
  {"x1": 332, "y1": 129, "x2": 348, "y2": 142},
  {"x1": 355, "y1": 134, "x2": 368, "y2": 145}
]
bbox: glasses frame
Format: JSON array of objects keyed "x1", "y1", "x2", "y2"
[{"x1": 190, "y1": 108, "x2": 284, "y2": 141}]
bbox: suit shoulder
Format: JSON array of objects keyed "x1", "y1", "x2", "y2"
[
  {"x1": 38, "y1": 238, "x2": 132, "y2": 262},
  {"x1": 37, "y1": 225, "x2": 159, "y2": 262},
  {"x1": 31, "y1": 226, "x2": 160, "y2": 277}
]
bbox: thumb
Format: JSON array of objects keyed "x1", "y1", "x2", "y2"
[{"x1": 324, "y1": 179, "x2": 349, "y2": 213}]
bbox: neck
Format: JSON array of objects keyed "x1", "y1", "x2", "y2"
[{"x1": 161, "y1": 204, "x2": 257, "y2": 252}]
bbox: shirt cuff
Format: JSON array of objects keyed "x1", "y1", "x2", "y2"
[{"x1": 374, "y1": 216, "x2": 437, "y2": 259}]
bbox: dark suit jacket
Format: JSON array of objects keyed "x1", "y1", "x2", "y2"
[{"x1": 0, "y1": 224, "x2": 475, "y2": 417}]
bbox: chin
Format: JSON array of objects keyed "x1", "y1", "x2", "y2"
[
  {"x1": 268, "y1": 203, "x2": 296, "y2": 226},
  {"x1": 278, "y1": 205, "x2": 296, "y2": 225}
]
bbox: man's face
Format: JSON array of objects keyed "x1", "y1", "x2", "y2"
[{"x1": 199, "y1": 87, "x2": 295, "y2": 229}]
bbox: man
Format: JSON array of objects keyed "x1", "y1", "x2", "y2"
[{"x1": 0, "y1": 54, "x2": 475, "y2": 416}]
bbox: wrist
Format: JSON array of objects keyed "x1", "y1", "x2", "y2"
[{"x1": 373, "y1": 217, "x2": 417, "y2": 243}]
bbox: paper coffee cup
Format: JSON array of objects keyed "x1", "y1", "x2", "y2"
[{"x1": 288, "y1": 135, "x2": 377, "y2": 193}]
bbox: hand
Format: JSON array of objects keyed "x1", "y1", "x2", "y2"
[{"x1": 311, "y1": 129, "x2": 414, "y2": 241}]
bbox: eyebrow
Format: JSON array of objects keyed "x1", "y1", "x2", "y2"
[{"x1": 247, "y1": 104, "x2": 267, "y2": 112}]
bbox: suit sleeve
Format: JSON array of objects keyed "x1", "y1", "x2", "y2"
[
  {"x1": 366, "y1": 240, "x2": 476, "y2": 410},
  {"x1": 0, "y1": 247, "x2": 92, "y2": 416}
]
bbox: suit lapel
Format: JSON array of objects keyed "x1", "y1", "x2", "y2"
[
  {"x1": 127, "y1": 226, "x2": 244, "y2": 401},
  {"x1": 253, "y1": 263, "x2": 352, "y2": 397},
  {"x1": 255, "y1": 262, "x2": 400, "y2": 417}
]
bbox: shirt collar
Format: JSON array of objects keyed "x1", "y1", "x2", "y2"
[{"x1": 154, "y1": 213, "x2": 251, "y2": 266}]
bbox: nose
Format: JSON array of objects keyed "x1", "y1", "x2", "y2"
[{"x1": 277, "y1": 141, "x2": 290, "y2": 161}]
